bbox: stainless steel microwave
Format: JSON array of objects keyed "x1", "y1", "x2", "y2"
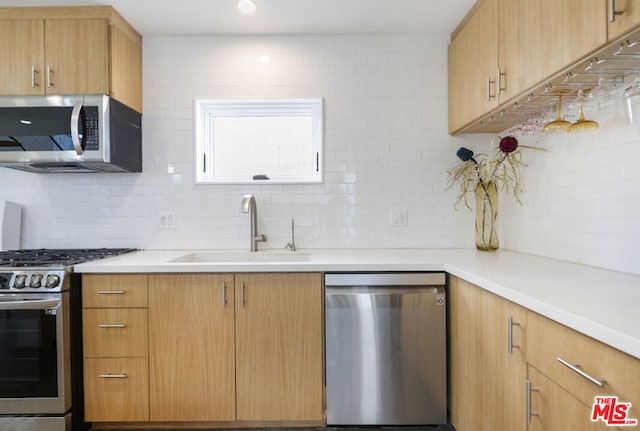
[{"x1": 0, "y1": 95, "x2": 142, "y2": 173}]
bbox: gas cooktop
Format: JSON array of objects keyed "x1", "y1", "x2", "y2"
[
  {"x1": 0, "y1": 248, "x2": 137, "y2": 292},
  {"x1": 0, "y1": 248, "x2": 137, "y2": 268}
]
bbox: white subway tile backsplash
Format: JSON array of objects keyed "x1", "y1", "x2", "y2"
[
  {"x1": 0, "y1": 34, "x2": 477, "y2": 252},
  {"x1": 2, "y1": 32, "x2": 637, "y2": 274},
  {"x1": 501, "y1": 106, "x2": 640, "y2": 274}
]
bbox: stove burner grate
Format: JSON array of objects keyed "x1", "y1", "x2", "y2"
[{"x1": 0, "y1": 248, "x2": 137, "y2": 267}]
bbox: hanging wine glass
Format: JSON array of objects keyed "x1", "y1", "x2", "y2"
[
  {"x1": 543, "y1": 94, "x2": 572, "y2": 133},
  {"x1": 568, "y1": 90, "x2": 599, "y2": 133}
]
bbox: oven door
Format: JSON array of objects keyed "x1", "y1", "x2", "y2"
[{"x1": 0, "y1": 293, "x2": 71, "y2": 415}]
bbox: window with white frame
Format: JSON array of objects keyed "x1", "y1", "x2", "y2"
[{"x1": 194, "y1": 98, "x2": 324, "y2": 184}]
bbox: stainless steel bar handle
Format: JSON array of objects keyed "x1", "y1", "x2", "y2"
[
  {"x1": 526, "y1": 380, "x2": 540, "y2": 424},
  {"x1": 98, "y1": 290, "x2": 126, "y2": 295},
  {"x1": 222, "y1": 282, "x2": 226, "y2": 308},
  {"x1": 98, "y1": 324, "x2": 126, "y2": 328},
  {"x1": 99, "y1": 373, "x2": 127, "y2": 378},
  {"x1": 46, "y1": 65, "x2": 52, "y2": 88},
  {"x1": 557, "y1": 357, "x2": 605, "y2": 387},
  {"x1": 498, "y1": 68, "x2": 507, "y2": 94},
  {"x1": 487, "y1": 76, "x2": 496, "y2": 101},
  {"x1": 609, "y1": 0, "x2": 624, "y2": 22},
  {"x1": 0, "y1": 298, "x2": 61, "y2": 311},
  {"x1": 508, "y1": 315, "x2": 521, "y2": 354},
  {"x1": 241, "y1": 282, "x2": 245, "y2": 308},
  {"x1": 31, "y1": 65, "x2": 38, "y2": 88},
  {"x1": 70, "y1": 102, "x2": 84, "y2": 155}
]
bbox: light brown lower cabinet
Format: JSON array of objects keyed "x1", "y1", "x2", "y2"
[
  {"x1": 148, "y1": 274, "x2": 236, "y2": 422},
  {"x1": 527, "y1": 366, "x2": 609, "y2": 431},
  {"x1": 449, "y1": 276, "x2": 527, "y2": 431},
  {"x1": 83, "y1": 272, "x2": 323, "y2": 426},
  {"x1": 82, "y1": 274, "x2": 149, "y2": 422},
  {"x1": 83, "y1": 358, "x2": 149, "y2": 422},
  {"x1": 235, "y1": 273, "x2": 324, "y2": 421},
  {"x1": 450, "y1": 276, "x2": 640, "y2": 431}
]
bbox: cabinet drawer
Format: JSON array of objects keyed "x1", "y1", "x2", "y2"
[
  {"x1": 83, "y1": 274, "x2": 147, "y2": 308},
  {"x1": 83, "y1": 308, "x2": 148, "y2": 358},
  {"x1": 84, "y1": 357, "x2": 149, "y2": 422},
  {"x1": 527, "y1": 311, "x2": 640, "y2": 419},
  {"x1": 528, "y1": 365, "x2": 609, "y2": 431}
]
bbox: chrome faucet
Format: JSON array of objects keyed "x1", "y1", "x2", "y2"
[{"x1": 241, "y1": 194, "x2": 267, "y2": 252}]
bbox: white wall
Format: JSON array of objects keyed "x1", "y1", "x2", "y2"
[
  {"x1": 3, "y1": 33, "x2": 636, "y2": 275},
  {"x1": 0, "y1": 34, "x2": 476, "y2": 251},
  {"x1": 501, "y1": 104, "x2": 640, "y2": 275}
]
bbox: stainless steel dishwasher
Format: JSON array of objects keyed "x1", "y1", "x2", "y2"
[{"x1": 325, "y1": 272, "x2": 447, "y2": 425}]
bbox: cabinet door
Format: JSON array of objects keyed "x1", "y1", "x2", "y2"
[
  {"x1": 148, "y1": 274, "x2": 236, "y2": 421},
  {"x1": 608, "y1": 0, "x2": 640, "y2": 40},
  {"x1": 235, "y1": 273, "x2": 323, "y2": 421},
  {"x1": 528, "y1": 366, "x2": 610, "y2": 431},
  {"x1": 0, "y1": 20, "x2": 44, "y2": 95},
  {"x1": 449, "y1": 276, "x2": 527, "y2": 431},
  {"x1": 44, "y1": 19, "x2": 109, "y2": 95},
  {"x1": 448, "y1": 0, "x2": 499, "y2": 134},
  {"x1": 498, "y1": 0, "x2": 607, "y2": 101}
]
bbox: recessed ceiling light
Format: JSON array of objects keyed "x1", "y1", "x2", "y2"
[{"x1": 237, "y1": 0, "x2": 257, "y2": 14}]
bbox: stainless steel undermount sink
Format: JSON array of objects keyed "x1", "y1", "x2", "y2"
[{"x1": 169, "y1": 250, "x2": 311, "y2": 263}]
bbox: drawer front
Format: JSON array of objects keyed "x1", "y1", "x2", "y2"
[
  {"x1": 528, "y1": 365, "x2": 610, "y2": 431},
  {"x1": 527, "y1": 311, "x2": 640, "y2": 422},
  {"x1": 83, "y1": 308, "x2": 148, "y2": 358},
  {"x1": 83, "y1": 274, "x2": 148, "y2": 308},
  {"x1": 84, "y1": 357, "x2": 149, "y2": 422}
]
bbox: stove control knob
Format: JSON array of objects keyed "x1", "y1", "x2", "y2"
[
  {"x1": 14, "y1": 274, "x2": 28, "y2": 289},
  {"x1": 31, "y1": 274, "x2": 44, "y2": 288},
  {"x1": 46, "y1": 274, "x2": 60, "y2": 289}
]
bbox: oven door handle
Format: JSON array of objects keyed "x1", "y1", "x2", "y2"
[{"x1": 0, "y1": 298, "x2": 61, "y2": 311}]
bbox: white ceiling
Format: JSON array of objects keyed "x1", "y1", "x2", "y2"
[{"x1": 0, "y1": 0, "x2": 476, "y2": 36}]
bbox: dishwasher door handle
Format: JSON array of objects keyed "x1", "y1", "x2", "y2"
[
  {"x1": 325, "y1": 286, "x2": 443, "y2": 296},
  {"x1": 325, "y1": 272, "x2": 446, "y2": 286}
]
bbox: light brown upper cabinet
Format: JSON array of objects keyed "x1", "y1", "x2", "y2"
[
  {"x1": 448, "y1": 0, "x2": 608, "y2": 134},
  {"x1": 498, "y1": 0, "x2": 606, "y2": 102},
  {"x1": 0, "y1": 7, "x2": 142, "y2": 113},
  {"x1": 448, "y1": 0, "x2": 499, "y2": 134},
  {"x1": 608, "y1": 0, "x2": 640, "y2": 40}
]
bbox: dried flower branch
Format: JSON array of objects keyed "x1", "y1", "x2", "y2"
[{"x1": 446, "y1": 136, "x2": 545, "y2": 210}]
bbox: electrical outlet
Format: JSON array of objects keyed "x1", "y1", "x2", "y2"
[
  {"x1": 390, "y1": 209, "x2": 408, "y2": 226},
  {"x1": 159, "y1": 211, "x2": 176, "y2": 229}
]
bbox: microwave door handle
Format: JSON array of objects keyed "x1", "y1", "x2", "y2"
[
  {"x1": 0, "y1": 298, "x2": 61, "y2": 311},
  {"x1": 70, "y1": 102, "x2": 84, "y2": 156}
]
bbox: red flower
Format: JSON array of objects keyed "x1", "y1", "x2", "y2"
[{"x1": 499, "y1": 136, "x2": 518, "y2": 153}]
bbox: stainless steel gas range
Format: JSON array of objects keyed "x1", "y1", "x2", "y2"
[{"x1": 0, "y1": 249, "x2": 136, "y2": 431}]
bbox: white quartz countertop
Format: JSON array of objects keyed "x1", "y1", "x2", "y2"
[{"x1": 74, "y1": 248, "x2": 640, "y2": 360}]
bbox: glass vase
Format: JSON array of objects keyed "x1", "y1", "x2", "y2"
[{"x1": 474, "y1": 181, "x2": 499, "y2": 251}]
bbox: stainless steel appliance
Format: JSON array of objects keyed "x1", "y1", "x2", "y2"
[
  {"x1": 0, "y1": 95, "x2": 141, "y2": 173},
  {"x1": 0, "y1": 248, "x2": 136, "y2": 431},
  {"x1": 325, "y1": 272, "x2": 447, "y2": 425},
  {"x1": 0, "y1": 201, "x2": 21, "y2": 251}
]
